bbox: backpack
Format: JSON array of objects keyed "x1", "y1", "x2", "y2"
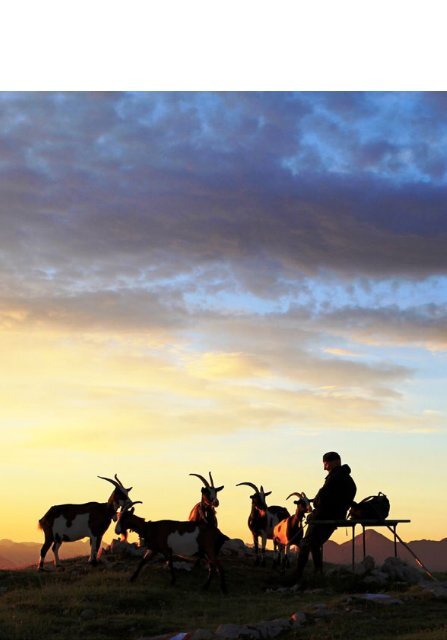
[{"x1": 348, "y1": 492, "x2": 390, "y2": 520}]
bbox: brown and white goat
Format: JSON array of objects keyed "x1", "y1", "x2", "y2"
[
  {"x1": 236, "y1": 481, "x2": 290, "y2": 566},
  {"x1": 188, "y1": 471, "x2": 223, "y2": 527},
  {"x1": 37, "y1": 474, "x2": 133, "y2": 570},
  {"x1": 273, "y1": 492, "x2": 312, "y2": 570},
  {"x1": 116, "y1": 502, "x2": 229, "y2": 592}
]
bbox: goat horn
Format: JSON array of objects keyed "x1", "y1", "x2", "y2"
[
  {"x1": 236, "y1": 482, "x2": 259, "y2": 493},
  {"x1": 208, "y1": 471, "x2": 215, "y2": 487},
  {"x1": 286, "y1": 492, "x2": 302, "y2": 500},
  {"x1": 114, "y1": 474, "x2": 125, "y2": 488},
  {"x1": 121, "y1": 500, "x2": 142, "y2": 513},
  {"x1": 98, "y1": 475, "x2": 120, "y2": 488},
  {"x1": 189, "y1": 473, "x2": 210, "y2": 487}
]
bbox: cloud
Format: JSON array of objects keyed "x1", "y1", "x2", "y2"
[
  {"x1": 1, "y1": 92, "x2": 446, "y2": 455},
  {"x1": 0, "y1": 289, "x2": 186, "y2": 332},
  {"x1": 185, "y1": 351, "x2": 267, "y2": 379},
  {"x1": 324, "y1": 347, "x2": 363, "y2": 357},
  {"x1": 320, "y1": 303, "x2": 447, "y2": 351},
  {"x1": 1, "y1": 92, "x2": 447, "y2": 309}
]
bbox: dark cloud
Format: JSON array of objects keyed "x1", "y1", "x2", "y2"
[
  {"x1": 1, "y1": 91, "x2": 447, "y2": 306},
  {"x1": 320, "y1": 303, "x2": 447, "y2": 349},
  {"x1": 0, "y1": 288, "x2": 186, "y2": 332}
]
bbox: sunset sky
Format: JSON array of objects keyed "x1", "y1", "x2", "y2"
[{"x1": 1, "y1": 92, "x2": 446, "y2": 545}]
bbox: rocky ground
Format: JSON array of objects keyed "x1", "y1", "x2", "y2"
[
  {"x1": 106, "y1": 539, "x2": 447, "y2": 640},
  {"x1": 1, "y1": 539, "x2": 446, "y2": 640}
]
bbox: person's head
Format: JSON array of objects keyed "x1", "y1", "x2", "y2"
[{"x1": 322, "y1": 451, "x2": 341, "y2": 472}]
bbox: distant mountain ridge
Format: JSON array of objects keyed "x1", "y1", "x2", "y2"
[
  {"x1": 0, "y1": 538, "x2": 94, "y2": 569},
  {"x1": 323, "y1": 530, "x2": 447, "y2": 571},
  {"x1": 1, "y1": 531, "x2": 446, "y2": 572}
]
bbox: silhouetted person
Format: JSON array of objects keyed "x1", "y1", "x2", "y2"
[{"x1": 291, "y1": 451, "x2": 356, "y2": 585}]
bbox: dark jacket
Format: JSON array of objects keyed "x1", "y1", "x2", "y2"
[{"x1": 312, "y1": 464, "x2": 357, "y2": 520}]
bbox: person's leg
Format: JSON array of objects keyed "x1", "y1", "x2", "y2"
[
  {"x1": 310, "y1": 541, "x2": 323, "y2": 572},
  {"x1": 295, "y1": 537, "x2": 311, "y2": 580},
  {"x1": 292, "y1": 524, "x2": 317, "y2": 582},
  {"x1": 310, "y1": 525, "x2": 335, "y2": 573}
]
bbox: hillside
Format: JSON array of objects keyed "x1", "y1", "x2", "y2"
[{"x1": 0, "y1": 549, "x2": 446, "y2": 640}]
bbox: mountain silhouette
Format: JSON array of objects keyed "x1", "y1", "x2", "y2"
[
  {"x1": 323, "y1": 530, "x2": 447, "y2": 571},
  {"x1": 0, "y1": 538, "x2": 93, "y2": 569}
]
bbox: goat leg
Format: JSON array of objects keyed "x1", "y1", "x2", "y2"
[
  {"x1": 131, "y1": 548, "x2": 154, "y2": 582},
  {"x1": 216, "y1": 561, "x2": 227, "y2": 594},
  {"x1": 167, "y1": 551, "x2": 176, "y2": 585},
  {"x1": 202, "y1": 563, "x2": 215, "y2": 591},
  {"x1": 253, "y1": 534, "x2": 260, "y2": 565}
]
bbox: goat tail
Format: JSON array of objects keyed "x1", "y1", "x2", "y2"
[{"x1": 38, "y1": 512, "x2": 50, "y2": 531}]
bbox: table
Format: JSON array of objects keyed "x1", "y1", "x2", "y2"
[{"x1": 311, "y1": 519, "x2": 411, "y2": 569}]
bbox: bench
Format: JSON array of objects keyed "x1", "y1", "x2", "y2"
[{"x1": 311, "y1": 519, "x2": 411, "y2": 569}]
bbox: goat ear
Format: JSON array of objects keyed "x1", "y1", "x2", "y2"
[
  {"x1": 201, "y1": 487, "x2": 207, "y2": 494},
  {"x1": 264, "y1": 491, "x2": 272, "y2": 497},
  {"x1": 216, "y1": 485, "x2": 224, "y2": 492},
  {"x1": 127, "y1": 486, "x2": 133, "y2": 492}
]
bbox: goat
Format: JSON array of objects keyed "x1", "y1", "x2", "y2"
[
  {"x1": 273, "y1": 492, "x2": 312, "y2": 570},
  {"x1": 188, "y1": 471, "x2": 223, "y2": 527},
  {"x1": 236, "y1": 481, "x2": 289, "y2": 566},
  {"x1": 115, "y1": 502, "x2": 229, "y2": 592},
  {"x1": 37, "y1": 474, "x2": 133, "y2": 570}
]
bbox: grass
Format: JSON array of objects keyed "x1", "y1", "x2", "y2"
[{"x1": 0, "y1": 554, "x2": 445, "y2": 640}]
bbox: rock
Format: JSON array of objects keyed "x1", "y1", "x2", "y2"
[
  {"x1": 309, "y1": 603, "x2": 333, "y2": 618},
  {"x1": 289, "y1": 611, "x2": 306, "y2": 627},
  {"x1": 418, "y1": 584, "x2": 447, "y2": 601},
  {"x1": 240, "y1": 627, "x2": 261, "y2": 639},
  {"x1": 80, "y1": 608, "x2": 96, "y2": 619},
  {"x1": 191, "y1": 629, "x2": 216, "y2": 640},
  {"x1": 171, "y1": 561, "x2": 194, "y2": 572},
  {"x1": 265, "y1": 586, "x2": 291, "y2": 594},
  {"x1": 381, "y1": 557, "x2": 424, "y2": 584},
  {"x1": 221, "y1": 539, "x2": 248, "y2": 558},
  {"x1": 136, "y1": 634, "x2": 193, "y2": 640},
  {"x1": 361, "y1": 569, "x2": 389, "y2": 587},
  {"x1": 110, "y1": 538, "x2": 145, "y2": 557},
  {"x1": 216, "y1": 623, "x2": 257, "y2": 639},
  {"x1": 215, "y1": 619, "x2": 293, "y2": 640},
  {"x1": 354, "y1": 555, "x2": 375, "y2": 575},
  {"x1": 253, "y1": 619, "x2": 291, "y2": 639},
  {"x1": 351, "y1": 593, "x2": 403, "y2": 606},
  {"x1": 215, "y1": 623, "x2": 244, "y2": 638}
]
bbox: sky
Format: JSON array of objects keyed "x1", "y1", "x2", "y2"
[{"x1": 1, "y1": 91, "x2": 446, "y2": 546}]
